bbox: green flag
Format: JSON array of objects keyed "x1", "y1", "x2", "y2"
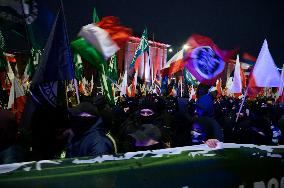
[
  {"x1": 129, "y1": 28, "x2": 149, "y2": 68},
  {"x1": 100, "y1": 65, "x2": 115, "y2": 105},
  {"x1": 107, "y1": 54, "x2": 118, "y2": 81},
  {"x1": 24, "y1": 61, "x2": 35, "y2": 78},
  {"x1": 184, "y1": 68, "x2": 198, "y2": 86},
  {"x1": 71, "y1": 37, "x2": 106, "y2": 72},
  {"x1": 73, "y1": 53, "x2": 84, "y2": 81},
  {"x1": 93, "y1": 8, "x2": 100, "y2": 23}
]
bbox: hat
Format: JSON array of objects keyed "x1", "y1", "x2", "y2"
[
  {"x1": 68, "y1": 102, "x2": 98, "y2": 117},
  {"x1": 129, "y1": 124, "x2": 161, "y2": 146}
]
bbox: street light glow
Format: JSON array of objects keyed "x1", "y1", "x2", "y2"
[
  {"x1": 168, "y1": 48, "x2": 173, "y2": 53},
  {"x1": 183, "y1": 44, "x2": 190, "y2": 50}
]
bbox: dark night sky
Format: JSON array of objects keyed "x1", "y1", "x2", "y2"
[
  {"x1": 4, "y1": 0, "x2": 284, "y2": 66},
  {"x1": 63, "y1": 0, "x2": 284, "y2": 66}
]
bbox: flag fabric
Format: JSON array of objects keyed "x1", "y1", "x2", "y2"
[
  {"x1": 22, "y1": 60, "x2": 35, "y2": 91},
  {"x1": 240, "y1": 66, "x2": 246, "y2": 88},
  {"x1": 78, "y1": 16, "x2": 132, "y2": 59},
  {"x1": 120, "y1": 71, "x2": 128, "y2": 96},
  {"x1": 107, "y1": 54, "x2": 118, "y2": 81},
  {"x1": 184, "y1": 34, "x2": 236, "y2": 85},
  {"x1": 23, "y1": 0, "x2": 56, "y2": 50},
  {"x1": 8, "y1": 78, "x2": 27, "y2": 122},
  {"x1": 247, "y1": 40, "x2": 280, "y2": 96},
  {"x1": 216, "y1": 79, "x2": 222, "y2": 96},
  {"x1": 130, "y1": 71, "x2": 138, "y2": 97},
  {"x1": 100, "y1": 65, "x2": 115, "y2": 105},
  {"x1": 78, "y1": 24, "x2": 120, "y2": 59},
  {"x1": 32, "y1": 10, "x2": 74, "y2": 85},
  {"x1": 230, "y1": 55, "x2": 242, "y2": 94},
  {"x1": 73, "y1": 16, "x2": 131, "y2": 105},
  {"x1": 71, "y1": 37, "x2": 106, "y2": 72},
  {"x1": 23, "y1": 60, "x2": 35, "y2": 79},
  {"x1": 73, "y1": 53, "x2": 84, "y2": 81},
  {"x1": 242, "y1": 52, "x2": 257, "y2": 65},
  {"x1": 96, "y1": 16, "x2": 132, "y2": 49},
  {"x1": 6, "y1": 61, "x2": 15, "y2": 81},
  {"x1": 161, "y1": 50, "x2": 185, "y2": 77},
  {"x1": 189, "y1": 86, "x2": 196, "y2": 101},
  {"x1": 250, "y1": 40, "x2": 280, "y2": 87},
  {"x1": 129, "y1": 28, "x2": 149, "y2": 70},
  {"x1": 277, "y1": 64, "x2": 284, "y2": 100},
  {"x1": 93, "y1": 7, "x2": 100, "y2": 23},
  {"x1": 183, "y1": 68, "x2": 199, "y2": 86}
]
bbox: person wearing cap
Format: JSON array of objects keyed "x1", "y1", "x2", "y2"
[
  {"x1": 66, "y1": 101, "x2": 117, "y2": 158},
  {"x1": 128, "y1": 124, "x2": 164, "y2": 151}
]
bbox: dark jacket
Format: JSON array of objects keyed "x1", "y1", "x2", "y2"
[{"x1": 67, "y1": 118, "x2": 115, "y2": 158}]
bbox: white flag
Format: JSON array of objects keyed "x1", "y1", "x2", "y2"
[
  {"x1": 230, "y1": 55, "x2": 242, "y2": 94},
  {"x1": 251, "y1": 39, "x2": 280, "y2": 87},
  {"x1": 79, "y1": 24, "x2": 119, "y2": 59}
]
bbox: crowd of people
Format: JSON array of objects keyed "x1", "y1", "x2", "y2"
[{"x1": 0, "y1": 83, "x2": 283, "y2": 164}]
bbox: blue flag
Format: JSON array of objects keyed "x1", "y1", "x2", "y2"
[
  {"x1": 32, "y1": 9, "x2": 74, "y2": 85},
  {"x1": 24, "y1": 0, "x2": 56, "y2": 50}
]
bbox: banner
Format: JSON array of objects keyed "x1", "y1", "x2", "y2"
[{"x1": 0, "y1": 144, "x2": 283, "y2": 188}]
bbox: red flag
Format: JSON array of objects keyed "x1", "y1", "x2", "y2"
[
  {"x1": 240, "y1": 66, "x2": 246, "y2": 88},
  {"x1": 96, "y1": 16, "x2": 132, "y2": 48},
  {"x1": 242, "y1": 52, "x2": 257, "y2": 62},
  {"x1": 161, "y1": 49, "x2": 184, "y2": 77},
  {"x1": 8, "y1": 79, "x2": 27, "y2": 123},
  {"x1": 184, "y1": 34, "x2": 236, "y2": 85},
  {"x1": 216, "y1": 79, "x2": 222, "y2": 96}
]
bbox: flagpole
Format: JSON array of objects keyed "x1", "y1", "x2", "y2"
[
  {"x1": 235, "y1": 86, "x2": 249, "y2": 122},
  {"x1": 59, "y1": 0, "x2": 80, "y2": 104}
]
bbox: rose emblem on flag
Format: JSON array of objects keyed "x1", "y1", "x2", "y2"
[{"x1": 191, "y1": 46, "x2": 225, "y2": 80}]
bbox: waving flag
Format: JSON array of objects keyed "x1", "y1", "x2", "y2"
[
  {"x1": 120, "y1": 71, "x2": 128, "y2": 96},
  {"x1": 184, "y1": 68, "x2": 198, "y2": 86},
  {"x1": 32, "y1": 10, "x2": 74, "y2": 85},
  {"x1": 161, "y1": 49, "x2": 185, "y2": 77},
  {"x1": 184, "y1": 34, "x2": 236, "y2": 85},
  {"x1": 78, "y1": 16, "x2": 132, "y2": 59},
  {"x1": 73, "y1": 53, "x2": 84, "y2": 81},
  {"x1": 277, "y1": 64, "x2": 284, "y2": 102},
  {"x1": 107, "y1": 54, "x2": 118, "y2": 81},
  {"x1": 129, "y1": 28, "x2": 149, "y2": 70},
  {"x1": 247, "y1": 40, "x2": 280, "y2": 97},
  {"x1": 230, "y1": 55, "x2": 242, "y2": 94},
  {"x1": 8, "y1": 78, "x2": 27, "y2": 122}
]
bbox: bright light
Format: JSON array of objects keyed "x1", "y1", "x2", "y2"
[
  {"x1": 183, "y1": 44, "x2": 190, "y2": 50},
  {"x1": 168, "y1": 48, "x2": 173, "y2": 53}
]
